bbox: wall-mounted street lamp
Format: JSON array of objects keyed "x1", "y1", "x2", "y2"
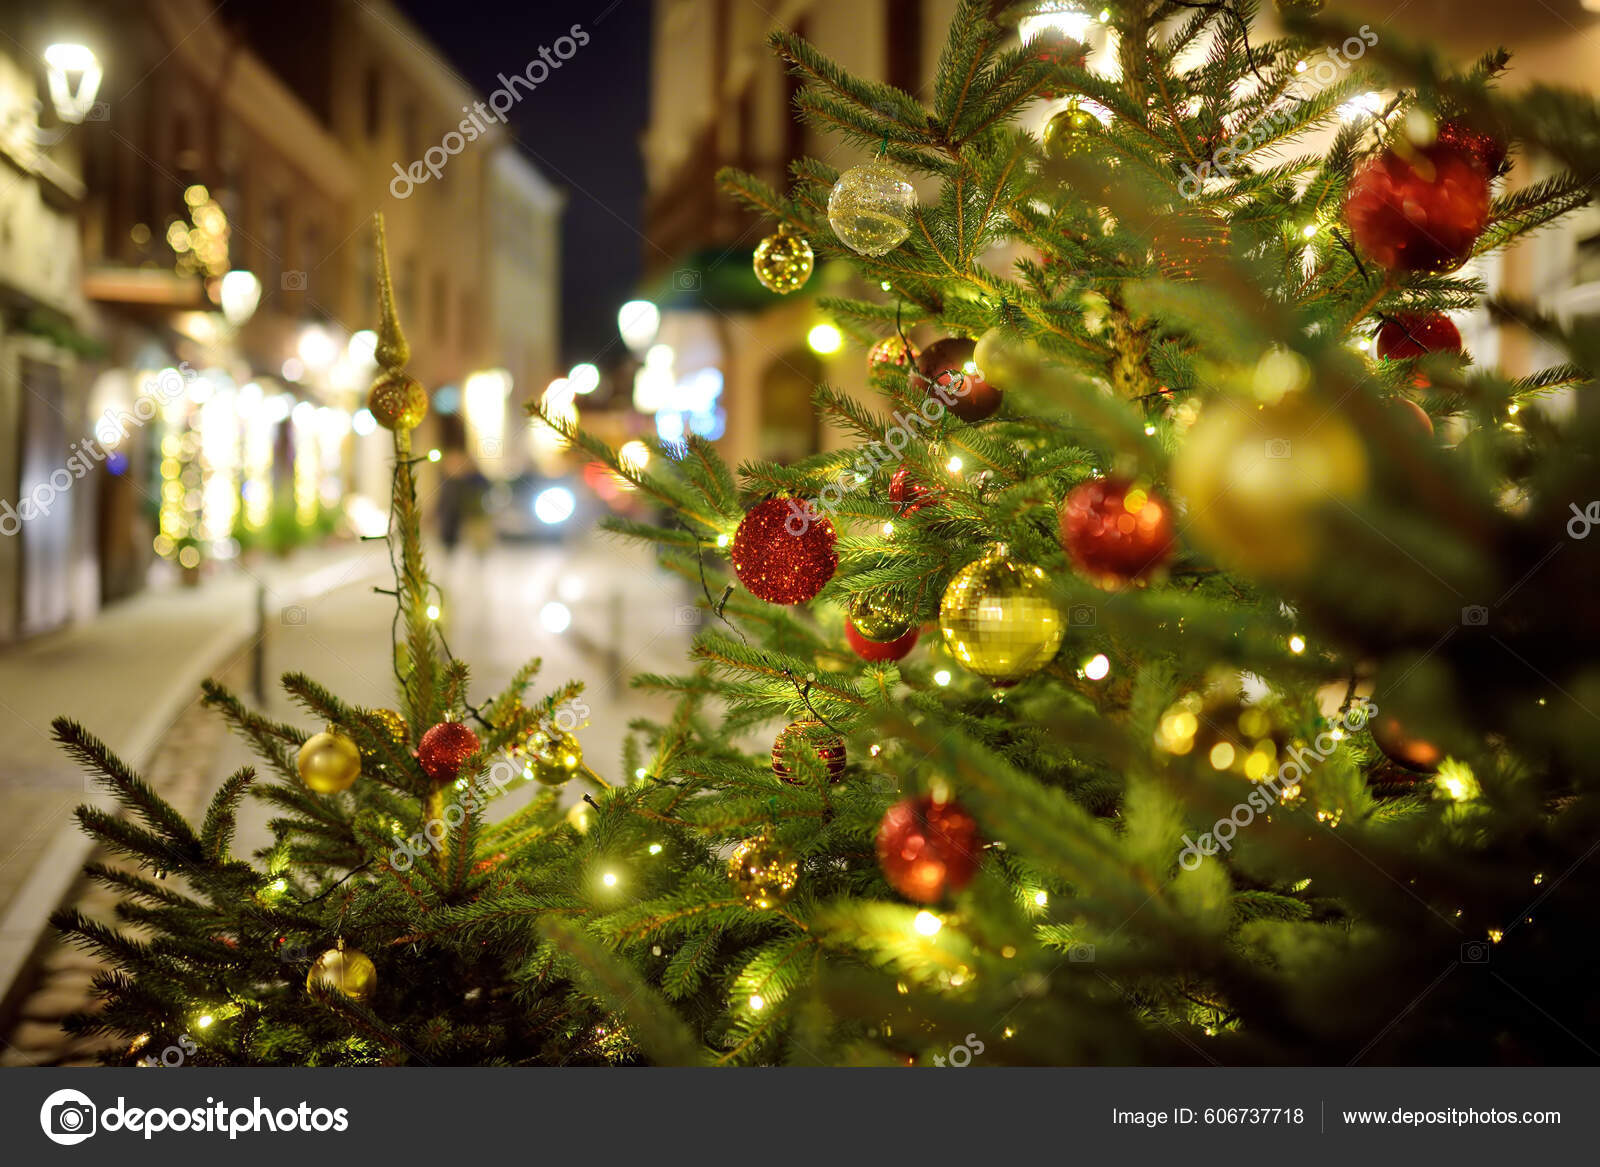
[{"x1": 42, "y1": 43, "x2": 102, "y2": 124}]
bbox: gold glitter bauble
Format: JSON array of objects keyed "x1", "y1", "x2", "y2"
[
  {"x1": 530, "y1": 730, "x2": 583, "y2": 786},
  {"x1": 753, "y1": 230, "x2": 814, "y2": 294},
  {"x1": 867, "y1": 335, "x2": 919, "y2": 373},
  {"x1": 847, "y1": 591, "x2": 914, "y2": 643},
  {"x1": 367, "y1": 370, "x2": 428, "y2": 431},
  {"x1": 370, "y1": 708, "x2": 408, "y2": 747},
  {"x1": 1042, "y1": 102, "x2": 1101, "y2": 161},
  {"x1": 306, "y1": 944, "x2": 377, "y2": 1002},
  {"x1": 939, "y1": 545, "x2": 1066, "y2": 684},
  {"x1": 828, "y1": 159, "x2": 916, "y2": 256},
  {"x1": 296, "y1": 730, "x2": 361, "y2": 794},
  {"x1": 1172, "y1": 393, "x2": 1367, "y2": 577},
  {"x1": 727, "y1": 833, "x2": 800, "y2": 909}
]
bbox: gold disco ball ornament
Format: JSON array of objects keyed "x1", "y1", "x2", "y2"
[
  {"x1": 727, "y1": 832, "x2": 801, "y2": 909},
  {"x1": 752, "y1": 229, "x2": 814, "y2": 294},
  {"x1": 938, "y1": 544, "x2": 1066, "y2": 685}
]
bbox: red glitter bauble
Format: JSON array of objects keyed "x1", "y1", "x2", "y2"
[
  {"x1": 730, "y1": 497, "x2": 838, "y2": 604},
  {"x1": 1376, "y1": 312, "x2": 1462, "y2": 360},
  {"x1": 846, "y1": 618, "x2": 920, "y2": 662},
  {"x1": 1344, "y1": 144, "x2": 1489, "y2": 274},
  {"x1": 416, "y1": 721, "x2": 481, "y2": 783},
  {"x1": 867, "y1": 335, "x2": 919, "y2": 374},
  {"x1": 1436, "y1": 119, "x2": 1506, "y2": 177},
  {"x1": 876, "y1": 794, "x2": 981, "y2": 903},
  {"x1": 1059, "y1": 477, "x2": 1176, "y2": 587},
  {"x1": 771, "y1": 719, "x2": 847, "y2": 784},
  {"x1": 889, "y1": 465, "x2": 940, "y2": 516},
  {"x1": 912, "y1": 337, "x2": 1001, "y2": 423}
]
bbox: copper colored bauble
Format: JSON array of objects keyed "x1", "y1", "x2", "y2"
[
  {"x1": 416, "y1": 720, "x2": 481, "y2": 783},
  {"x1": 913, "y1": 337, "x2": 1001, "y2": 423},
  {"x1": 731, "y1": 497, "x2": 838, "y2": 604},
  {"x1": 1392, "y1": 397, "x2": 1434, "y2": 437},
  {"x1": 771, "y1": 719, "x2": 847, "y2": 784},
  {"x1": 367, "y1": 370, "x2": 428, "y2": 431},
  {"x1": 727, "y1": 833, "x2": 800, "y2": 909},
  {"x1": 828, "y1": 159, "x2": 916, "y2": 256},
  {"x1": 939, "y1": 545, "x2": 1066, "y2": 685},
  {"x1": 1042, "y1": 102, "x2": 1101, "y2": 160},
  {"x1": 1436, "y1": 119, "x2": 1507, "y2": 177},
  {"x1": 889, "y1": 465, "x2": 940, "y2": 516},
  {"x1": 876, "y1": 794, "x2": 981, "y2": 903},
  {"x1": 1344, "y1": 144, "x2": 1489, "y2": 274},
  {"x1": 846, "y1": 618, "x2": 920, "y2": 662},
  {"x1": 847, "y1": 592, "x2": 915, "y2": 643},
  {"x1": 1370, "y1": 713, "x2": 1442, "y2": 773},
  {"x1": 306, "y1": 943, "x2": 377, "y2": 1003},
  {"x1": 369, "y1": 708, "x2": 408, "y2": 747},
  {"x1": 867, "y1": 335, "x2": 919, "y2": 373},
  {"x1": 529, "y1": 730, "x2": 583, "y2": 786},
  {"x1": 1172, "y1": 394, "x2": 1368, "y2": 577},
  {"x1": 1059, "y1": 477, "x2": 1177, "y2": 587},
  {"x1": 752, "y1": 229, "x2": 814, "y2": 294},
  {"x1": 1376, "y1": 312, "x2": 1463, "y2": 360},
  {"x1": 296, "y1": 730, "x2": 361, "y2": 794}
]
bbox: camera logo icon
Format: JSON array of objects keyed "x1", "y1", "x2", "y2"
[
  {"x1": 672, "y1": 268, "x2": 701, "y2": 291},
  {"x1": 87, "y1": 102, "x2": 110, "y2": 122},
  {"x1": 1068, "y1": 942, "x2": 1096, "y2": 963},
  {"x1": 1264, "y1": 439, "x2": 1292, "y2": 459},
  {"x1": 674, "y1": 605, "x2": 703, "y2": 626},
  {"x1": 282, "y1": 270, "x2": 308, "y2": 291},
  {"x1": 478, "y1": 437, "x2": 503, "y2": 459},
  {"x1": 1460, "y1": 940, "x2": 1491, "y2": 964},
  {"x1": 1461, "y1": 605, "x2": 1489, "y2": 627},
  {"x1": 1068, "y1": 604, "x2": 1096, "y2": 628},
  {"x1": 281, "y1": 605, "x2": 307, "y2": 626},
  {"x1": 40, "y1": 1088, "x2": 97, "y2": 1145}
]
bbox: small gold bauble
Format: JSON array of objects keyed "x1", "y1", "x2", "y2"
[
  {"x1": 1171, "y1": 393, "x2": 1368, "y2": 577},
  {"x1": 847, "y1": 591, "x2": 915, "y2": 643},
  {"x1": 1042, "y1": 102, "x2": 1101, "y2": 160},
  {"x1": 727, "y1": 833, "x2": 800, "y2": 909},
  {"x1": 828, "y1": 159, "x2": 916, "y2": 256},
  {"x1": 973, "y1": 326, "x2": 1045, "y2": 392},
  {"x1": 369, "y1": 708, "x2": 408, "y2": 747},
  {"x1": 296, "y1": 730, "x2": 361, "y2": 794},
  {"x1": 753, "y1": 230, "x2": 814, "y2": 294},
  {"x1": 531, "y1": 730, "x2": 583, "y2": 786},
  {"x1": 306, "y1": 944, "x2": 377, "y2": 1002},
  {"x1": 367, "y1": 370, "x2": 428, "y2": 431},
  {"x1": 938, "y1": 545, "x2": 1066, "y2": 684}
]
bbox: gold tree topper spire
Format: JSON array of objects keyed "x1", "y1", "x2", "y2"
[{"x1": 373, "y1": 212, "x2": 410, "y2": 372}]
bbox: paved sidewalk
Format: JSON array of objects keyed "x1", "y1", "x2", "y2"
[{"x1": 0, "y1": 543, "x2": 390, "y2": 1009}]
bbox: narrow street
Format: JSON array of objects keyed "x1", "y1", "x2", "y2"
[{"x1": 0, "y1": 532, "x2": 695, "y2": 1064}]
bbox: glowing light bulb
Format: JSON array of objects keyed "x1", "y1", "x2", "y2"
[
  {"x1": 1084, "y1": 653, "x2": 1110, "y2": 680},
  {"x1": 1288, "y1": 635, "x2": 1306, "y2": 654},
  {"x1": 934, "y1": 669, "x2": 952, "y2": 687},
  {"x1": 602, "y1": 871, "x2": 619, "y2": 887},
  {"x1": 807, "y1": 323, "x2": 843, "y2": 354},
  {"x1": 913, "y1": 910, "x2": 943, "y2": 936},
  {"x1": 425, "y1": 604, "x2": 441, "y2": 621}
]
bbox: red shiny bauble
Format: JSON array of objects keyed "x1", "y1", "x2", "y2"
[
  {"x1": 1436, "y1": 119, "x2": 1507, "y2": 177},
  {"x1": 867, "y1": 335, "x2": 919, "y2": 374},
  {"x1": 731, "y1": 497, "x2": 838, "y2": 604},
  {"x1": 1376, "y1": 312, "x2": 1463, "y2": 360},
  {"x1": 876, "y1": 795, "x2": 981, "y2": 903},
  {"x1": 771, "y1": 720, "x2": 847, "y2": 784},
  {"x1": 846, "y1": 618, "x2": 920, "y2": 662},
  {"x1": 1030, "y1": 30, "x2": 1087, "y2": 99},
  {"x1": 1059, "y1": 477, "x2": 1177, "y2": 586},
  {"x1": 1344, "y1": 144, "x2": 1489, "y2": 274},
  {"x1": 416, "y1": 721, "x2": 481, "y2": 783},
  {"x1": 889, "y1": 465, "x2": 940, "y2": 516},
  {"x1": 913, "y1": 337, "x2": 1002, "y2": 423}
]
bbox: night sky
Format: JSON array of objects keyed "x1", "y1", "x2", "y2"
[{"x1": 393, "y1": 0, "x2": 653, "y2": 368}]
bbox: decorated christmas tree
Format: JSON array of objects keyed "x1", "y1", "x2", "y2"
[{"x1": 59, "y1": 1, "x2": 1600, "y2": 1066}]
